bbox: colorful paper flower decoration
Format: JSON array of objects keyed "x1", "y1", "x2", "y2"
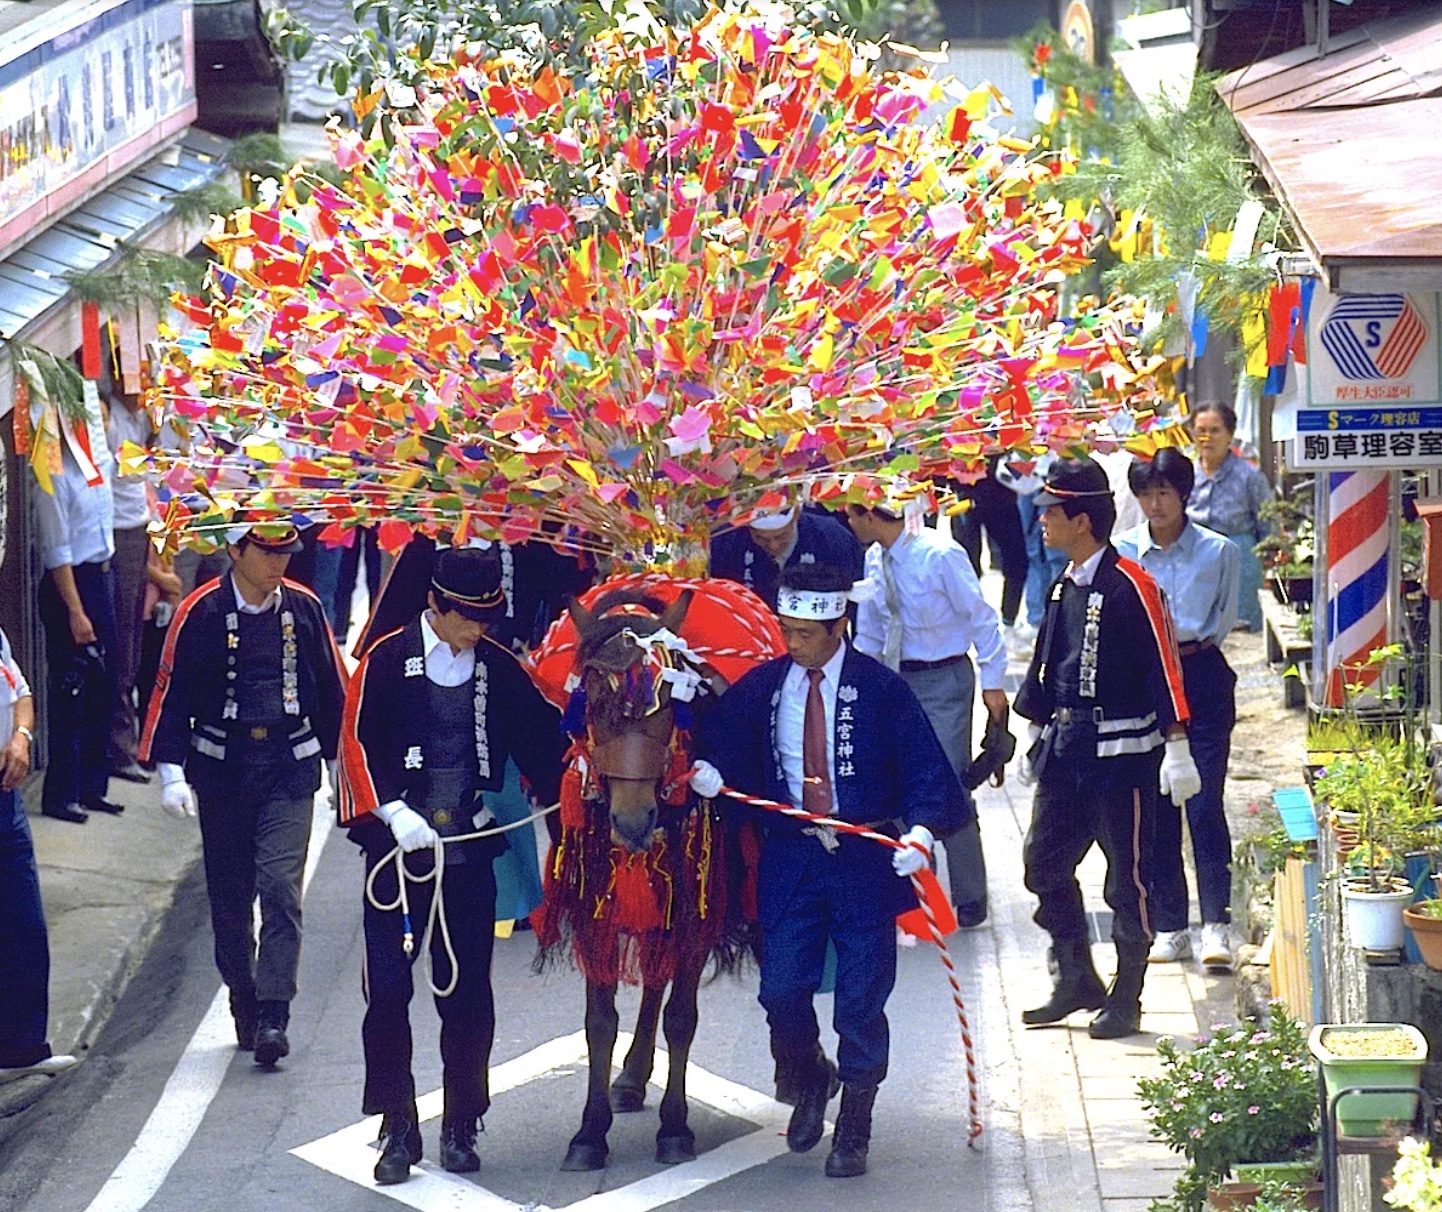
[{"x1": 137, "y1": 4, "x2": 1176, "y2": 568}]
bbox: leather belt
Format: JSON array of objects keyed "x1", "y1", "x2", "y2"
[
  {"x1": 1177, "y1": 639, "x2": 1214, "y2": 658},
  {"x1": 1055, "y1": 705, "x2": 1107, "y2": 725},
  {"x1": 899, "y1": 653, "x2": 967, "y2": 674}
]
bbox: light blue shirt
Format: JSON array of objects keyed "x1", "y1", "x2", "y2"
[
  {"x1": 33, "y1": 444, "x2": 115, "y2": 571},
  {"x1": 1187, "y1": 451, "x2": 1273, "y2": 541},
  {"x1": 1115, "y1": 520, "x2": 1239, "y2": 645},
  {"x1": 854, "y1": 523, "x2": 1007, "y2": 690}
]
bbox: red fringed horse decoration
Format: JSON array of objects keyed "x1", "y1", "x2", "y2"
[{"x1": 531, "y1": 578, "x2": 781, "y2": 1171}]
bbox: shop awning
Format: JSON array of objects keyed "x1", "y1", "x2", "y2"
[
  {"x1": 1217, "y1": 6, "x2": 1442, "y2": 292},
  {"x1": 0, "y1": 128, "x2": 232, "y2": 340}
]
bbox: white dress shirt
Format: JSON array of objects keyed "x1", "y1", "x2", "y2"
[
  {"x1": 0, "y1": 627, "x2": 32, "y2": 742},
  {"x1": 854, "y1": 525, "x2": 1007, "y2": 690},
  {"x1": 1066, "y1": 547, "x2": 1108, "y2": 587},
  {"x1": 107, "y1": 404, "x2": 153, "y2": 531},
  {"x1": 775, "y1": 640, "x2": 846, "y2": 812},
  {"x1": 33, "y1": 445, "x2": 115, "y2": 571},
  {"x1": 420, "y1": 611, "x2": 476, "y2": 686},
  {"x1": 232, "y1": 578, "x2": 282, "y2": 615}
]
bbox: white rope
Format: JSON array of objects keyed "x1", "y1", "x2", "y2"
[{"x1": 364, "y1": 803, "x2": 560, "y2": 998}]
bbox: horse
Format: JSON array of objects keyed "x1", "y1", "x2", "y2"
[{"x1": 535, "y1": 586, "x2": 749, "y2": 1171}]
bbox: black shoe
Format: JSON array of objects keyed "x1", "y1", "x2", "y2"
[
  {"x1": 110, "y1": 763, "x2": 151, "y2": 784},
  {"x1": 230, "y1": 991, "x2": 258, "y2": 1051},
  {"x1": 954, "y1": 900, "x2": 988, "y2": 928},
  {"x1": 440, "y1": 1115, "x2": 481, "y2": 1173},
  {"x1": 253, "y1": 1001, "x2": 290, "y2": 1067},
  {"x1": 374, "y1": 1111, "x2": 423, "y2": 1185},
  {"x1": 1088, "y1": 943, "x2": 1148, "y2": 1040},
  {"x1": 786, "y1": 1049, "x2": 839, "y2": 1153},
  {"x1": 43, "y1": 804, "x2": 89, "y2": 824},
  {"x1": 824, "y1": 1084, "x2": 877, "y2": 1178},
  {"x1": 84, "y1": 798, "x2": 126, "y2": 816},
  {"x1": 1022, "y1": 938, "x2": 1107, "y2": 1026}
]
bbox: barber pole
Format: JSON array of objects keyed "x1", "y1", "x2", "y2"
[{"x1": 1322, "y1": 470, "x2": 1390, "y2": 706}]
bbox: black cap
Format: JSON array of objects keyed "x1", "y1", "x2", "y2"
[
  {"x1": 1034, "y1": 457, "x2": 1113, "y2": 508},
  {"x1": 431, "y1": 545, "x2": 506, "y2": 621},
  {"x1": 232, "y1": 512, "x2": 304, "y2": 554}
]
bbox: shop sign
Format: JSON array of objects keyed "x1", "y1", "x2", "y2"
[
  {"x1": 1287, "y1": 286, "x2": 1442, "y2": 468},
  {"x1": 0, "y1": 0, "x2": 195, "y2": 235}
]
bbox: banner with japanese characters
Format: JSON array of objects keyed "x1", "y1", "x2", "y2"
[{"x1": 1286, "y1": 285, "x2": 1442, "y2": 468}]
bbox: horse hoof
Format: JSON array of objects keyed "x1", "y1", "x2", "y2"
[
  {"x1": 561, "y1": 1142, "x2": 609, "y2": 1172},
  {"x1": 610, "y1": 1083, "x2": 647, "y2": 1113},
  {"x1": 656, "y1": 1135, "x2": 697, "y2": 1165}
]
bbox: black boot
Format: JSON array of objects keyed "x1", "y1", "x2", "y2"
[
  {"x1": 253, "y1": 1001, "x2": 290, "y2": 1067},
  {"x1": 229, "y1": 990, "x2": 258, "y2": 1051},
  {"x1": 373, "y1": 1108, "x2": 423, "y2": 1185},
  {"x1": 786, "y1": 1044, "x2": 840, "y2": 1153},
  {"x1": 439, "y1": 1114, "x2": 481, "y2": 1173},
  {"x1": 824, "y1": 1084, "x2": 878, "y2": 1178},
  {"x1": 1021, "y1": 938, "x2": 1107, "y2": 1025},
  {"x1": 1088, "y1": 942, "x2": 1149, "y2": 1040}
]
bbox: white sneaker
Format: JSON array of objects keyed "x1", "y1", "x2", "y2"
[
  {"x1": 1199, "y1": 923, "x2": 1233, "y2": 971},
  {"x1": 1148, "y1": 929, "x2": 1191, "y2": 963},
  {"x1": 0, "y1": 1054, "x2": 77, "y2": 1083}
]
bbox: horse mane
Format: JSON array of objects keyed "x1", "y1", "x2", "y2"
[{"x1": 575, "y1": 589, "x2": 670, "y2": 667}]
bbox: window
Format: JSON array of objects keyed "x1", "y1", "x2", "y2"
[{"x1": 935, "y1": 0, "x2": 1057, "y2": 41}]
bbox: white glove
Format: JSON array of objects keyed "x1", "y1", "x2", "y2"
[
  {"x1": 157, "y1": 763, "x2": 197, "y2": 819},
  {"x1": 377, "y1": 800, "x2": 439, "y2": 853},
  {"x1": 1159, "y1": 736, "x2": 1202, "y2": 806},
  {"x1": 315, "y1": 760, "x2": 337, "y2": 808},
  {"x1": 892, "y1": 825, "x2": 934, "y2": 877},
  {"x1": 1016, "y1": 723, "x2": 1043, "y2": 787},
  {"x1": 689, "y1": 760, "x2": 724, "y2": 799}
]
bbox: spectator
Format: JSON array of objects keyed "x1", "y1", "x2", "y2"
[
  {"x1": 0, "y1": 626, "x2": 78, "y2": 1083},
  {"x1": 1188, "y1": 402, "x2": 1274, "y2": 632},
  {"x1": 33, "y1": 393, "x2": 124, "y2": 824},
  {"x1": 106, "y1": 390, "x2": 154, "y2": 784},
  {"x1": 950, "y1": 459, "x2": 1028, "y2": 635}
]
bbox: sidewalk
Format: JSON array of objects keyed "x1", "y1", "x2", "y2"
[{"x1": 0, "y1": 773, "x2": 200, "y2": 1124}]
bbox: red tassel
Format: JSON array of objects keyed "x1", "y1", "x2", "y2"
[
  {"x1": 81, "y1": 302, "x2": 103, "y2": 380},
  {"x1": 611, "y1": 852, "x2": 663, "y2": 932},
  {"x1": 560, "y1": 763, "x2": 586, "y2": 830},
  {"x1": 897, "y1": 868, "x2": 958, "y2": 941}
]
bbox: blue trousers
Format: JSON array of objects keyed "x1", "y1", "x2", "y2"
[
  {"x1": 1228, "y1": 533, "x2": 1265, "y2": 632},
  {"x1": 759, "y1": 847, "x2": 898, "y2": 1087},
  {"x1": 1018, "y1": 492, "x2": 1068, "y2": 627},
  {"x1": 0, "y1": 790, "x2": 53, "y2": 1067},
  {"x1": 1150, "y1": 646, "x2": 1236, "y2": 929}
]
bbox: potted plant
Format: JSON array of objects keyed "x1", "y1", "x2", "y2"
[
  {"x1": 1401, "y1": 898, "x2": 1442, "y2": 971},
  {"x1": 1256, "y1": 498, "x2": 1314, "y2": 611},
  {"x1": 1308, "y1": 1023, "x2": 1428, "y2": 1138},
  {"x1": 1385, "y1": 1137, "x2": 1442, "y2": 1212},
  {"x1": 1139, "y1": 1007, "x2": 1318, "y2": 1212}
]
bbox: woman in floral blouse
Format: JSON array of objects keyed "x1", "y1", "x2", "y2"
[{"x1": 1187, "y1": 402, "x2": 1274, "y2": 631}]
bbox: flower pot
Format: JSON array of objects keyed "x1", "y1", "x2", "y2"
[
  {"x1": 1233, "y1": 1160, "x2": 1320, "y2": 1188},
  {"x1": 1340, "y1": 880, "x2": 1413, "y2": 950},
  {"x1": 1207, "y1": 1179, "x2": 1322, "y2": 1209},
  {"x1": 1402, "y1": 901, "x2": 1442, "y2": 971},
  {"x1": 1308, "y1": 1024, "x2": 1428, "y2": 1138}
]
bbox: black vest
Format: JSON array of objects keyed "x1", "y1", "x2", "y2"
[
  {"x1": 1052, "y1": 580, "x2": 1090, "y2": 707},
  {"x1": 420, "y1": 678, "x2": 481, "y2": 863},
  {"x1": 236, "y1": 609, "x2": 286, "y2": 725}
]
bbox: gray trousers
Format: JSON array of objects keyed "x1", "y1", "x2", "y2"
[
  {"x1": 109, "y1": 525, "x2": 150, "y2": 765},
  {"x1": 900, "y1": 658, "x2": 988, "y2": 910},
  {"x1": 197, "y1": 791, "x2": 313, "y2": 1003}
]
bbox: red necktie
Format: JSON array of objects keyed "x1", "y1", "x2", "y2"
[{"x1": 802, "y1": 668, "x2": 833, "y2": 815}]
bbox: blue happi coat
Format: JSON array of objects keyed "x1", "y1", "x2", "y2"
[{"x1": 700, "y1": 644, "x2": 971, "y2": 927}]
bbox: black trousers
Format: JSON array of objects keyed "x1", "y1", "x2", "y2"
[
  {"x1": 952, "y1": 477, "x2": 1027, "y2": 626},
  {"x1": 1023, "y1": 737, "x2": 1160, "y2": 946},
  {"x1": 39, "y1": 561, "x2": 117, "y2": 812},
  {"x1": 362, "y1": 846, "x2": 498, "y2": 1122}
]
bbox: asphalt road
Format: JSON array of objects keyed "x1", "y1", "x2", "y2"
[{"x1": 0, "y1": 823, "x2": 1027, "y2": 1212}]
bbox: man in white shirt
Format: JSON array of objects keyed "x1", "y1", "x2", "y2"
[{"x1": 846, "y1": 499, "x2": 1008, "y2": 926}]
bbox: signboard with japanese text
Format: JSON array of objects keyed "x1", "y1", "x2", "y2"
[
  {"x1": 1284, "y1": 285, "x2": 1442, "y2": 469},
  {"x1": 0, "y1": 0, "x2": 195, "y2": 239}
]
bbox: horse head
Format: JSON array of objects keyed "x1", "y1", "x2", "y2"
[{"x1": 568, "y1": 588, "x2": 696, "y2": 853}]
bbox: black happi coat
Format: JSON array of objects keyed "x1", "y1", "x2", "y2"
[{"x1": 339, "y1": 617, "x2": 566, "y2": 845}]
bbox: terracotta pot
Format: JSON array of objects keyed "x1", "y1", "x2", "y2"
[
  {"x1": 1207, "y1": 1180, "x2": 1323, "y2": 1209},
  {"x1": 1403, "y1": 901, "x2": 1442, "y2": 971}
]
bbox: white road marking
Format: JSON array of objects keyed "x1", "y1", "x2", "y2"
[
  {"x1": 290, "y1": 1031, "x2": 795, "y2": 1212},
  {"x1": 83, "y1": 792, "x2": 336, "y2": 1212}
]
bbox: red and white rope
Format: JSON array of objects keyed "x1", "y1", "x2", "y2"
[{"x1": 717, "y1": 785, "x2": 983, "y2": 1144}]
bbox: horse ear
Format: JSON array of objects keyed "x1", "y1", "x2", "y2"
[
  {"x1": 659, "y1": 589, "x2": 693, "y2": 635},
  {"x1": 568, "y1": 596, "x2": 593, "y2": 639}
]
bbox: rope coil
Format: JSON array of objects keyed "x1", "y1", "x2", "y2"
[{"x1": 716, "y1": 784, "x2": 984, "y2": 1145}]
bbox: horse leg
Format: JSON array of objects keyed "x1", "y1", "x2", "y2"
[
  {"x1": 611, "y1": 985, "x2": 663, "y2": 1113},
  {"x1": 562, "y1": 981, "x2": 618, "y2": 1171},
  {"x1": 655, "y1": 963, "x2": 701, "y2": 1164}
]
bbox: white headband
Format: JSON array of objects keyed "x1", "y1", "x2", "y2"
[{"x1": 748, "y1": 506, "x2": 798, "y2": 532}]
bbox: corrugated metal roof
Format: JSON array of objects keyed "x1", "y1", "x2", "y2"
[
  {"x1": 0, "y1": 129, "x2": 230, "y2": 338},
  {"x1": 1218, "y1": 5, "x2": 1442, "y2": 116}
]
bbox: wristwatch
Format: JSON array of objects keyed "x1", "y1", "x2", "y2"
[{"x1": 15, "y1": 725, "x2": 34, "y2": 744}]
